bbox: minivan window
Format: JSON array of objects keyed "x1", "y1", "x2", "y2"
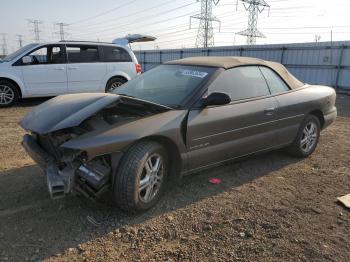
[
  {"x1": 103, "y1": 46, "x2": 132, "y2": 62},
  {"x1": 66, "y1": 45, "x2": 99, "y2": 63},
  {"x1": 23, "y1": 46, "x2": 64, "y2": 65},
  {"x1": 259, "y1": 66, "x2": 290, "y2": 94},
  {"x1": 208, "y1": 66, "x2": 270, "y2": 101},
  {"x1": 3, "y1": 43, "x2": 39, "y2": 62}
]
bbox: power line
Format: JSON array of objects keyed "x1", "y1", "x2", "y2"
[
  {"x1": 237, "y1": 0, "x2": 270, "y2": 45},
  {"x1": 72, "y1": 2, "x2": 197, "y2": 38},
  {"x1": 70, "y1": 0, "x2": 138, "y2": 25},
  {"x1": 69, "y1": 0, "x2": 176, "y2": 30},
  {"x1": 28, "y1": 19, "x2": 43, "y2": 42},
  {"x1": 75, "y1": 9, "x2": 246, "y2": 45},
  {"x1": 190, "y1": 0, "x2": 221, "y2": 48}
]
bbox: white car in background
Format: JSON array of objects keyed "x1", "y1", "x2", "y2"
[{"x1": 0, "y1": 38, "x2": 147, "y2": 107}]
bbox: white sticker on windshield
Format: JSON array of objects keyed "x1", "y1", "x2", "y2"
[{"x1": 179, "y1": 69, "x2": 208, "y2": 78}]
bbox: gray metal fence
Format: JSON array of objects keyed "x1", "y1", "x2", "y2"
[{"x1": 134, "y1": 41, "x2": 350, "y2": 91}]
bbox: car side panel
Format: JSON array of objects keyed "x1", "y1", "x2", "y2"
[
  {"x1": 102, "y1": 63, "x2": 136, "y2": 87},
  {"x1": 21, "y1": 64, "x2": 68, "y2": 96},
  {"x1": 0, "y1": 68, "x2": 28, "y2": 96},
  {"x1": 185, "y1": 97, "x2": 280, "y2": 171},
  {"x1": 66, "y1": 62, "x2": 107, "y2": 93},
  {"x1": 273, "y1": 85, "x2": 336, "y2": 145}
]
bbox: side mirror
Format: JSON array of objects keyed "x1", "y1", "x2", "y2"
[
  {"x1": 203, "y1": 92, "x2": 231, "y2": 107},
  {"x1": 22, "y1": 56, "x2": 33, "y2": 64}
]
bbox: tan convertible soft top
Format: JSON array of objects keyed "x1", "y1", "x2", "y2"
[{"x1": 166, "y1": 56, "x2": 304, "y2": 89}]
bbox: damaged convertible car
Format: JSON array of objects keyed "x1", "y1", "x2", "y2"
[{"x1": 20, "y1": 56, "x2": 337, "y2": 212}]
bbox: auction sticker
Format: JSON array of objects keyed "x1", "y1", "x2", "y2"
[{"x1": 179, "y1": 69, "x2": 208, "y2": 78}]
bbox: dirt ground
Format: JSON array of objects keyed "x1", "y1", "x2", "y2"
[{"x1": 0, "y1": 96, "x2": 349, "y2": 262}]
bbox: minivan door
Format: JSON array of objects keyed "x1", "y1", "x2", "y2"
[
  {"x1": 20, "y1": 45, "x2": 67, "y2": 96},
  {"x1": 66, "y1": 45, "x2": 107, "y2": 93}
]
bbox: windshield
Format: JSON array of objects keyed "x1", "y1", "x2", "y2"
[
  {"x1": 3, "y1": 43, "x2": 39, "y2": 62},
  {"x1": 114, "y1": 65, "x2": 216, "y2": 107}
]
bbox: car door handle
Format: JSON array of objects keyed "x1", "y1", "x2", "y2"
[
  {"x1": 264, "y1": 108, "x2": 276, "y2": 115},
  {"x1": 68, "y1": 66, "x2": 79, "y2": 70},
  {"x1": 54, "y1": 67, "x2": 65, "y2": 70}
]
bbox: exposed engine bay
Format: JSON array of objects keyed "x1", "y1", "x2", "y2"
[{"x1": 22, "y1": 97, "x2": 170, "y2": 200}]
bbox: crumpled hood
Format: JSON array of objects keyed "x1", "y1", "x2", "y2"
[
  {"x1": 20, "y1": 93, "x2": 121, "y2": 134},
  {"x1": 61, "y1": 109, "x2": 187, "y2": 157}
]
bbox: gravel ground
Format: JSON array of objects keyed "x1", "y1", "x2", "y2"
[{"x1": 0, "y1": 95, "x2": 349, "y2": 262}]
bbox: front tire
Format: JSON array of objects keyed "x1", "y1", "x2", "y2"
[
  {"x1": 287, "y1": 115, "x2": 320, "y2": 158},
  {"x1": 113, "y1": 141, "x2": 168, "y2": 212},
  {"x1": 106, "y1": 77, "x2": 127, "y2": 93},
  {"x1": 0, "y1": 80, "x2": 19, "y2": 107}
]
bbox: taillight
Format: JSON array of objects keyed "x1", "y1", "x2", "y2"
[{"x1": 135, "y1": 63, "x2": 142, "y2": 75}]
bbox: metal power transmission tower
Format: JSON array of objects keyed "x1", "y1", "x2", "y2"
[
  {"x1": 237, "y1": 0, "x2": 269, "y2": 45},
  {"x1": 28, "y1": 19, "x2": 43, "y2": 42},
  {"x1": 16, "y1": 34, "x2": 24, "y2": 48},
  {"x1": 190, "y1": 0, "x2": 221, "y2": 48},
  {"x1": 0, "y1": 33, "x2": 8, "y2": 56},
  {"x1": 55, "y1": 22, "x2": 69, "y2": 40}
]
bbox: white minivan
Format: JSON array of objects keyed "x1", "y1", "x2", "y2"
[{"x1": 0, "y1": 41, "x2": 142, "y2": 107}]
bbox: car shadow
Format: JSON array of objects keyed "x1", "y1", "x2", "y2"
[{"x1": 0, "y1": 149, "x2": 300, "y2": 261}]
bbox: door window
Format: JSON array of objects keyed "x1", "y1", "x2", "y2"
[
  {"x1": 66, "y1": 45, "x2": 99, "y2": 63},
  {"x1": 102, "y1": 46, "x2": 132, "y2": 62},
  {"x1": 208, "y1": 66, "x2": 270, "y2": 101},
  {"x1": 25, "y1": 46, "x2": 64, "y2": 65},
  {"x1": 259, "y1": 66, "x2": 290, "y2": 94}
]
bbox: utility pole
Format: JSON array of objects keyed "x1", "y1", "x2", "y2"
[
  {"x1": 28, "y1": 19, "x2": 43, "y2": 42},
  {"x1": 55, "y1": 22, "x2": 69, "y2": 41},
  {"x1": 16, "y1": 34, "x2": 24, "y2": 48},
  {"x1": 0, "y1": 33, "x2": 8, "y2": 56},
  {"x1": 237, "y1": 0, "x2": 269, "y2": 45},
  {"x1": 315, "y1": 34, "x2": 321, "y2": 42},
  {"x1": 190, "y1": 0, "x2": 221, "y2": 48}
]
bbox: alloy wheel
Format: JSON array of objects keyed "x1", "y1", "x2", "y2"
[
  {"x1": 300, "y1": 122, "x2": 318, "y2": 153},
  {"x1": 139, "y1": 153, "x2": 164, "y2": 203},
  {"x1": 108, "y1": 81, "x2": 123, "y2": 92},
  {"x1": 0, "y1": 85, "x2": 15, "y2": 106}
]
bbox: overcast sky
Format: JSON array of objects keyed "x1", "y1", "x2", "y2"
[{"x1": 1, "y1": 0, "x2": 350, "y2": 53}]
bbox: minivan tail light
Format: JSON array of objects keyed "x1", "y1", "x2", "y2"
[{"x1": 135, "y1": 63, "x2": 142, "y2": 75}]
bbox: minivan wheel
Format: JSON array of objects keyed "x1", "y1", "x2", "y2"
[
  {"x1": 287, "y1": 115, "x2": 320, "y2": 158},
  {"x1": 106, "y1": 77, "x2": 127, "y2": 93},
  {"x1": 0, "y1": 80, "x2": 19, "y2": 107},
  {"x1": 113, "y1": 141, "x2": 168, "y2": 212}
]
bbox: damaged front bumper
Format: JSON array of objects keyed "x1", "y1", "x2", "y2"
[
  {"x1": 22, "y1": 134, "x2": 115, "y2": 200},
  {"x1": 22, "y1": 134, "x2": 79, "y2": 199}
]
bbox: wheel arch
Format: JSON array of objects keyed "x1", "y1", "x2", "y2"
[
  {"x1": 105, "y1": 75, "x2": 129, "y2": 91},
  {"x1": 309, "y1": 109, "x2": 325, "y2": 128},
  {"x1": 139, "y1": 135, "x2": 182, "y2": 181},
  {"x1": 0, "y1": 77, "x2": 22, "y2": 98}
]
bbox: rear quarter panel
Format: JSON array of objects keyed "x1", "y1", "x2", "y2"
[
  {"x1": 274, "y1": 84, "x2": 336, "y2": 145},
  {"x1": 103, "y1": 62, "x2": 136, "y2": 87}
]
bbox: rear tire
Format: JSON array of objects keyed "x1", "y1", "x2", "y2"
[
  {"x1": 287, "y1": 115, "x2": 320, "y2": 158},
  {"x1": 0, "y1": 80, "x2": 19, "y2": 107},
  {"x1": 113, "y1": 141, "x2": 168, "y2": 212},
  {"x1": 106, "y1": 77, "x2": 127, "y2": 93}
]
